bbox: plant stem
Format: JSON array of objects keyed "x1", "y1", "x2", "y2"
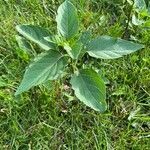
[
  {"x1": 70, "y1": 59, "x2": 78, "y2": 74},
  {"x1": 122, "y1": 0, "x2": 134, "y2": 39}
]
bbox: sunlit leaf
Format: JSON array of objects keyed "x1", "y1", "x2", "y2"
[
  {"x1": 87, "y1": 35, "x2": 144, "y2": 59},
  {"x1": 16, "y1": 25, "x2": 55, "y2": 50},
  {"x1": 15, "y1": 50, "x2": 67, "y2": 95},
  {"x1": 56, "y1": 0, "x2": 79, "y2": 39},
  {"x1": 70, "y1": 69, "x2": 107, "y2": 112}
]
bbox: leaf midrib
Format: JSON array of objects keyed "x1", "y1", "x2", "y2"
[{"x1": 79, "y1": 73, "x2": 105, "y2": 108}]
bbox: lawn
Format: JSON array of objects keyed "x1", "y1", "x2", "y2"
[{"x1": 0, "y1": 0, "x2": 150, "y2": 149}]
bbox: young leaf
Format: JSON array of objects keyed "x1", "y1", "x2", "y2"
[
  {"x1": 132, "y1": 14, "x2": 144, "y2": 25},
  {"x1": 44, "y1": 35, "x2": 62, "y2": 44},
  {"x1": 80, "y1": 31, "x2": 91, "y2": 46},
  {"x1": 71, "y1": 42, "x2": 82, "y2": 59},
  {"x1": 86, "y1": 35, "x2": 144, "y2": 59},
  {"x1": 78, "y1": 31, "x2": 92, "y2": 58},
  {"x1": 16, "y1": 35, "x2": 32, "y2": 54},
  {"x1": 16, "y1": 25, "x2": 55, "y2": 50},
  {"x1": 64, "y1": 42, "x2": 82, "y2": 59},
  {"x1": 56, "y1": 0, "x2": 79, "y2": 39},
  {"x1": 70, "y1": 69, "x2": 107, "y2": 112},
  {"x1": 134, "y1": 0, "x2": 147, "y2": 12},
  {"x1": 15, "y1": 35, "x2": 32, "y2": 60},
  {"x1": 15, "y1": 50, "x2": 67, "y2": 95}
]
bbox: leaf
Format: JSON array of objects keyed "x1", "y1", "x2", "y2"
[
  {"x1": 134, "y1": 0, "x2": 149, "y2": 17},
  {"x1": 132, "y1": 14, "x2": 144, "y2": 25},
  {"x1": 80, "y1": 31, "x2": 91, "y2": 46},
  {"x1": 16, "y1": 25, "x2": 55, "y2": 50},
  {"x1": 134, "y1": 0, "x2": 146, "y2": 12},
  {"x1": 56, "y1": 0, "x2": 79, "y2": 39},
  {"x1": 15, "y1": 50, "x2": 67, "y2": 95},
  {"x1": 77, "y1": 31, "x2": 91, "y2": 59},
  {"x1": 44, "y1": 35, "x2": 62, "y2": 44},
  {"x1": 16, "y1": 35, "x2": 32, "y2": 53},
  {"x1": 71, "y1": 42, "x2": 82, "y2": 59},
  {"x1": 15, "y1": 35, "x2": 31, "y2": 61},
  {"x1": 64, "y1": 42, "x2": 82, "y2": 59},
  {"x1": 70, "y1": 69, "x2": 107, "y2": 112},
  {"x1": 86, "y1": 35, "x2": 144, "y2": 59}
]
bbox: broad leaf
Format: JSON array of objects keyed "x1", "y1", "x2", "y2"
[
  {"x1": 56, "y1": 0, "x2": 78, "y2": 39},
  {"x1": 70, "y1": 42, "x2": 82, "y2": 59},
  {"x1": 70, "y1": 69, "x2": 107, "y2": 112},
  {"x1": 16, "y1": 25, "x2": 55, "y2": 50},
  {"x1": 80, "y1": 31, "x2": 91, "y2": 46},
  {"x1": 64, "y1": 42, "x2": 82, "y2": 59},
  {"x1": 15, "y1": 50, "x2": 67, "y2": 95},
  {"x1": 87, "y1": 35, "x2": 144, "y2": 59},
  {"x1": 78, "y1": 31, "x2": 92, "y2": 58}
]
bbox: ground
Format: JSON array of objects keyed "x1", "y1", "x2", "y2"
[{"x1": 0, "y1": 0, "x2": 150, "y2": 149}]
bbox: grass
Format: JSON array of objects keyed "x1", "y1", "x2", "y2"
[{"x1": 0, "y1": 0, "x2": 150, "y2": 149}]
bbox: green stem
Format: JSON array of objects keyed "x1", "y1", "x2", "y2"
[
  {"x1": 71, "y1": 59, "x2": 78, "y2": 74},
  {"x1": 122, "y1": 0, "x2": 134, "y2": 39}
]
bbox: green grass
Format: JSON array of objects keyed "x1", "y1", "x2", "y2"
[{"x1": 0, "y1": 0, "x2": 150, "y2": 149}]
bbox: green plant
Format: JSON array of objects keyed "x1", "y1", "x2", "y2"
[
  {"x1": 131, "y1": 0, "x2": 150, "y2": 27},
  {"x1": 15, "y1": 0, "x2": 144, "y2": 112}
]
